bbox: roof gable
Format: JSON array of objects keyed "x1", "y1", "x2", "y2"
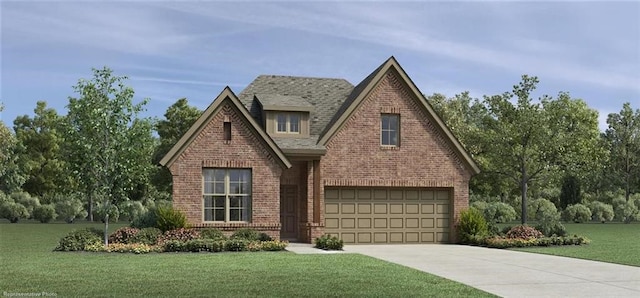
[
  {"x1": 159, "y1": 87, "x2": 292, "y2": 169},
  {"x1": 318, "y1": 56, "x2": 481, "y2": 175}
]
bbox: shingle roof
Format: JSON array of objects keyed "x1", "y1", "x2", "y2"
[
  {"x1": 255, "y1": 94, "x2": 313, "y2": 110},
  {"x1": 237, "y1": 75, "x2": 354, "y2": 137}
]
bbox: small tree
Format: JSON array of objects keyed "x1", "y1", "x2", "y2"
[{"x1": 560, "y1": 175, "x2": 581, "y2": 209}]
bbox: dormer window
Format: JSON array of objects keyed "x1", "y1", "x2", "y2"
[{"x1": 276, "y1": 112, "x2": 301, "y2": 134}]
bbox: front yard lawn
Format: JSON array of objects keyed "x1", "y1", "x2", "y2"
[
  {"x1": 0, "y1": 222, "x2": 495, "y2": 297},
  {"x1": 513, "y1": 223, "x2": 640, "y2": 267}
]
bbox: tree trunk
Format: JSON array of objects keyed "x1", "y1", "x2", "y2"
[
  {"x1": 88, "y1": 196, "x2": 93, "y2": 221},
  {"x1": 521, "y1": 165, "x2": 528, "y2": 224},
  {"x1": 104, "y1": 211, "x2": 109, "y2": 246}
]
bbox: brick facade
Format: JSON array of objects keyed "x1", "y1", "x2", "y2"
[
  {"x1": 168, "y1": 102, "x2": 284, "y2": 240},
  {"x1": 321, "y1": 70, "x2": 472, "y2": 242}
]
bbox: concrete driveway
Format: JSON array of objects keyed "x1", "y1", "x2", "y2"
[{"x1": 344, "y1": 244, "x2": 640, "y2": 297}]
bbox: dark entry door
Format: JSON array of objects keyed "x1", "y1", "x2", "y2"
[{"x1": 280, "y1": 185, "x2": 298, "y2": 240}]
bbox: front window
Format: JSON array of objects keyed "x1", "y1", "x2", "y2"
[
  {"x1": 203, "y1": 169, "x2": 251, "y2": 222},
  {"x1": 276, "y1": 112, "x2": 301, "y2": 134},
  {"x1": 381, "y1": 114, "x2": 399, "y2": 146}
]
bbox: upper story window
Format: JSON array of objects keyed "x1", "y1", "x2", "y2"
[
  {"x1": 381, "y1": 114, "x2": 399, "y2": 146},
  {"x1": 276, "y1": 112, "x2": 301, "y2": 134}
]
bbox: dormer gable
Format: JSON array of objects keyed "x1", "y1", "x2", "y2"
[{"x1": 255, "y1": 94, "x2": 313, "y2": 138}]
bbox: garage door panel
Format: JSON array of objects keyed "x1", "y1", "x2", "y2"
[
  {"x1": 390, "y1": 218, "x2": 403, "y2": 228},
  {"x1": 325, "y1": 187, "x2": 451, "y2": 244},
  {"x1": 374, "y1": 218, "x2": 388, "y2": 228},
  {"x1": 357, "y1": 203, "x2": 371, "y2": 214},
  {"x1": 326, "y1": 218, "x2": 339, "y2": 229},
  {"x1": 390, "y1": 232, "x2": 403, "y2": 242},
  {"x1": 421, "y1": 204, "x2": 435, "y2": 214},
  {"x1": 342, "y1": 203, "x2": 356, "y2": 214},
  {"x1": 374, "y1": 204, "x2": 387, "y2": 214},
  {"x1": 390, "y1": 204, "x2": 403, "y2": 214},
  {"x1": 342, "y1": 218, "x2": 356, "y2": 228}
]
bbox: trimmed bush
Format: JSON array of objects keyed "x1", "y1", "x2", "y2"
[
  {"x1": 55, "y1": 228, "x2": 102, "y2": 251},
  {"x1": 562, "y1": 204, "x2": 592, "y2": 223},
  {"x1": 589, "y1": 201, "x2": 614, "y2": 223},
  {"x1": 109, "y1": 227, "x2": 140, "y2": 244},
  {"x1": 158, "y1": 228, "x2": 200, "y2": 244},
  {"x1": 132, "y1": 227, "x2": 162, "y2": 245},
  {"x1": 535, "y1": 221, "x2": 567, "y2": 237},
  {"x1": 11, "y1": 192, "x2": 40, "y2": 218},
  {"x1": 155, "y1": 206, "x2": 187, "y2": 232},
  {"x1": 33, "y1": 204, "x2": 57, "y2": 223},
  {"x1": 506, "y1": 225, "x2": 543, "y2": 240},
  {"x1": 613, "y1": 197, "x2": 640, "y2": 223},
  {"x1": 484, "y1": 202, "x2": 517, "y2": 223},
  {"x1": 119, "y1": 200, "x2": 147, "y2": 222},
  {"x1": 224, "y1": 239, "x2": 249, "y2": 251},
  {"x1": 314, "y1": 234, "x2": 344, "y2": 250},
  {"x1": 130, "y1": 208, "x2": 158, "y2": 229},
  {"x1": 86, "y1": 242, "x2": 154, "y2": 254},
  {"x1": 54, "y1": 195, "x2": 87, "y2": 223},
  {"x1": 0, "y1": 201, "x2": 29, "y2": 223},
  {"x1": 528, "y1": 198, "x2": 560, "y2": 222},
  {"x1": 200, "y1": 228, "x2": 227, "y2": 241},
  {"x1": 470, "y1": 201, "x2": 488, "y2": 214},
  {"x1": 95, "y1": 204, "x2": 120, "y2": 223},
  {"x1": 457, "y1": 207, "x2": 488, "y2": 244},
  {"x1": 260, "y1": 240, "x2": 288, "y2": 251},
  {"x1": 231, "y1": 228, "x2": 259, "y2": 241},
  {"x1": 258, "y1": 232, "x2": 272, "y2": 242}
]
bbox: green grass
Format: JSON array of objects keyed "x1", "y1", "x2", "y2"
[
  {"x1": 0, "y1": 222, "x2": 495, "y2": 297},
  {"x1": 513, "y1": 223, "x2": 640, "y2": 266}
]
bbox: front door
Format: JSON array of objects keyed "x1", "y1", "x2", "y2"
[{"x1": 280, "y1": 185, "x2": 298, "y2": 240}]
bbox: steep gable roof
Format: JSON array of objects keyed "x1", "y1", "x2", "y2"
[
  {"x1": 237, "y1": 75, "x2": 354, "y2": 136},
  {"x1": 318, "y1": 56, "x2": 481, "y2": 175},
  {"x1": 159, "y1": 87, "x2": 292, "y2": 169}
]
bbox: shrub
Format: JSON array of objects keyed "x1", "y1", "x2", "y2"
[
  {"x1": 528, "y1": 198, "x2": 560, "y2": 222},
  {"x1": 200, "y1": 228, "x2": 227, "y2": 241},
  {"x1": 535, "y1": 221, "x2": 567, "y2": 237},
  {"x1": 54, "y1": 195, "x2": 87, "y2": 223},
  {"x1": 155, "y1": 206, "x2": 187, "y2": 232},
  {"x1": 0, "y1": 201, "x2": 29, "y2": 223},
  {"x1": 258, "y1": 232, "x2": 272, "y2": 242},
  {"x1": 314, "y1": 234, "x2": 344, "y2": 250},
  {"x1": 109, "y1": 227, "x2": 140, "y2": 244},
  {"x1": 484, "y1": 236, "x2": 538, "y2": 248},
  {"x1": 470, "y1": 201, "x2": 488, "y2": 214},
  {"x1": 457, "y1": 207, "x2": 488, "y2": 244},
  {"x1": 231, "y1": 228, "x2": 259, "y2": 241},
  {"x1": 130, "y1": 208, "x2": 158, "y2": 229},
  {"x1": 11, "y1": 192, "x2": 40, "y2": 218},
  {"x1": 224, "y1": 239, "x2": 249, "y2": 251},
  {"x1": 260, "y1": 240, "x2": 288, "y2": 251},
  {"x1": 589, "y1": 201, "x2": 614, "y2": 223},
  {"x1": 119, "y1": 200, "x2": 147, "y2": 222},
  {"x1": 614, "y1": 199, "x2": 639, "y2": 223},
  {"x1": 55, "y1": 228, "x2": 102, "y2": 251},
  {"x1": 132, "y1": 227, "x2": 162, "y2": 245},
  {"x1": 157, "y1": 228, "x2": 200, "y2": 244},
  {"x1": 33, "y1": 204, "x2": 57, "y2": 223},
  {"x1": 484, "y1": 202, "x2": 517, "y2": 223},
  {"x1": 87, "y1": 243, "x2": 153, "y2": 254},
  {"x1": 506, "y1": 225, "x2": 543, "y2": 240},
  {"x1": 562, "y1": 204, "x2": 592, "y2": 223}
]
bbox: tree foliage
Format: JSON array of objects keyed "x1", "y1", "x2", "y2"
[
  {"x1": 65, "y1": 67, "x2": 154, "y2": 244},
  {"x1": 604, "y1": 103, "x2": 640, "y2": 201},
  {"x1": 152, "y1": 98, "x2": 201, "y2": 194}
]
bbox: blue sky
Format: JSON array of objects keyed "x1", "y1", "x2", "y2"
[{"x1": 2, "y1": 1, "x2": 639, "y2": 131}]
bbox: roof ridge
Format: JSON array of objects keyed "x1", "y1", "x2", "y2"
[{"x1": 255, "y1": 74, "x2": 351, "y2": 82}]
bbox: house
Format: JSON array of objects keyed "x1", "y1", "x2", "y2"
[{"x1": 159, "y1": 57, "x2": 480, "y2": 244}]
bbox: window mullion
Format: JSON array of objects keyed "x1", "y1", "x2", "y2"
[{"x1": 225, "y1": 170, "x2": 230, "y2": 223}]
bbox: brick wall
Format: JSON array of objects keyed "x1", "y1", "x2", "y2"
[
  {"x1": 321, "y1": 69, "x2": 472, "y2": 242},
  {"x1": 168, "y1": 101, "x2": 284, "y2": 238}
]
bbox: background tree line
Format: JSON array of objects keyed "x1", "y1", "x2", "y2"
[{"x1": 0, "y1": 69, "x2": 638, "y2": 226}]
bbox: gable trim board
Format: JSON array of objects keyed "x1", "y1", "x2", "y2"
[
  {"x1": 318, "y1": 56, "x2": 480, "y2": 175},
  {"x1": 159, "y1": 87, "x2": 292, "y2": 169}
]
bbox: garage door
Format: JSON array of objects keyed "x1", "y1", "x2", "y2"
[{"x1": 324, "y1": 188, "x2": 451, "y2": 244}]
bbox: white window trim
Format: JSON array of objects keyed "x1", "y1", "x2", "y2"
[{"x1": 203, "y1": 169, "x2": 251, "y2": 223}]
